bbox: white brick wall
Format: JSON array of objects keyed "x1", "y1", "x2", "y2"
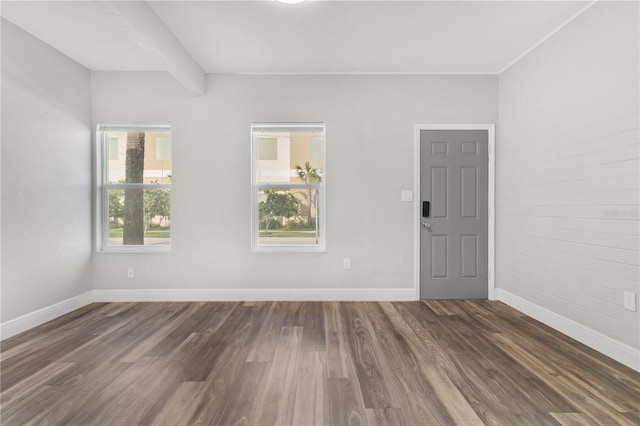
[{"x1": 497, "y1": 1, "x2": 639, "y2": 348}]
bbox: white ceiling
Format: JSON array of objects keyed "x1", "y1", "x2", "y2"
[
  {"x1": 2, "y1": 0, "x2": 591, "y2": 75},
  {"x1": 151, "y1": 1, "x2": 590, "y2": 74}
]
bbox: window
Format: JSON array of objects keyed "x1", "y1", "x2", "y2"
[
  {"x1": 97, "y1": 124, "x2": 172, "y2": 251},
  {"x1": 251, "y1": 123, "x2": 325, "y2": 251}
]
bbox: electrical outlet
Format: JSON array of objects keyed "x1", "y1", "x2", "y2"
[
  {"x1": 623, "y1": 291, "x2": 637, "y2": 312},
  {"x1": 343, "y1": 258, "x2": 351, "y2": 270},
  {"x1": 127, "y1": 267, "x2": 135, "y2": 279}
]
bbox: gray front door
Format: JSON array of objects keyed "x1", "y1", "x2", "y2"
[{"x1": 420, "y1": 129, "x2": 488, "y2": 299}]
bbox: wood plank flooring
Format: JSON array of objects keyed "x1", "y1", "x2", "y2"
[{"x1": 1, "y1": 301, "x2": 639, "y2": 425}]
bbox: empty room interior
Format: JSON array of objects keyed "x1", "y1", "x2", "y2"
[{"x1": 1, "y1": 0, "x2": 639, "y2": 425}]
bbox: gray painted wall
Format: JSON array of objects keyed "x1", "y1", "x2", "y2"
[
  {"x1": 91, "y1": 73, "x2": 498, "y2": 292},
  {"x1": 1, "y1": 20, "x2": 93, "y2": 322},
  {"x1": 497, "y1": 1, "x2": 639, "y2": 348}
]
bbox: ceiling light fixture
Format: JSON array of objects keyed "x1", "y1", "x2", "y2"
[{"x1": 276, "y1": 0, "x2": 307, "y2": 4}]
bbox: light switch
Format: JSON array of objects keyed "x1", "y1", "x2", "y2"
[
  {"x1": 401, "y1": 190, "x2": 413, "y2": 202},
  {"x1": 624, "y1": 291, "x2": 637, "y2": 311}
]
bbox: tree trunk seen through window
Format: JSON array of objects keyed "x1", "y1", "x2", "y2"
[{"x1": 123, "y1": 132, "x2": 145, "y2": 245}]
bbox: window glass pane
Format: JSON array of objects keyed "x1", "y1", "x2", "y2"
[
  {"x1": 309, "y1": 136, "x2": 322, "y2": 161},
  {"x1": 108, "y1": 137, "x2": 119, "y2": 160},
  {"x1": 257, "y1": 187, "x2": 320, "y2": 246},
  {"x1": 258, "y1": 137, "x2": 278, "y2": 160},
  {"x1": 106, "y1": 130, "x2": 172, "y2": 184},
  {"x1": 254, "y1": 127, "x2": 323, "y2": 184},
  {"x1": 107, "y1": 188, "x2": 171, "y2": 246}
]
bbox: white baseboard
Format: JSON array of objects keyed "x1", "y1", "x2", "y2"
[
  {"x1": 495, "y1": 288, "x2": 640, "y2": 372},
  {"x1": 92, "y1": 287, "x2": 416, "y2": 303},
  {"x1": 0, "y1": 291, "x2": 94, "y2": 341},
  {"x1": 0, "y1": 287, "x2": 414, "y2": 341},
  {"x1": 8, "y1": 287, "x2": 635, "y2": 373}
]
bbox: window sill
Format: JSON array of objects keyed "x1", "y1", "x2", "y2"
[
  {"x1": 98, "y1": 245, "x2": 171, "y2": 253},
  {"x1": 252, "y1": 245, "x2": 326, "y2": 253}
]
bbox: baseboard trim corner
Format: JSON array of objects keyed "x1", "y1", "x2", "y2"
[
  {"x1": 495, "y1": 288, "x2": 640, "y2": 372},
  {"x1": 0, "y1": 291, "x2": 94, "y2": 341}
]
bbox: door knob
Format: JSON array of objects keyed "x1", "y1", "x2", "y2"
[{"x1": 422, "y1": 222, "x2": 431, "y2": 229}]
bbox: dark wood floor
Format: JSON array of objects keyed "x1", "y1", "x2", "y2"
[{"x1": 1, "y1": 301, "x2": 639, "y2": 425}]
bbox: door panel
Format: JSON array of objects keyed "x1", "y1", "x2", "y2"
[
  {"x1": 461, "y1": 166, "x2": 478, "y2": 218},
  {"x1": 461, "y1": 235, "x2": 478, "y2": 278},
  {"x1": 431, "y1": 167, "x2": 448, "y2": 218},
  {"x1": 420, "y1": 130, "x2": 488, "y2": 299},
  {"x1": 431, "y1": 236, "x2": 448, "y2": 278}
]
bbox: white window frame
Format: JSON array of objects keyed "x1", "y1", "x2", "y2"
[
  {"x1": 96, "y1": 123, "x2": 172, "y2": 252},
  {"x1": 251, "y1": 123, "x2": 326, "y2": 252}
]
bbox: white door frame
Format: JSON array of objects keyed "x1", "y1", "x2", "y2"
[{"x1": 414, "y1": 124, "x2": 496, "y2": 300}]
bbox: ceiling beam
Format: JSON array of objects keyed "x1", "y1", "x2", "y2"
[{"x1": 94, "y1": 1, "x2": 206, "y2": 95}]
